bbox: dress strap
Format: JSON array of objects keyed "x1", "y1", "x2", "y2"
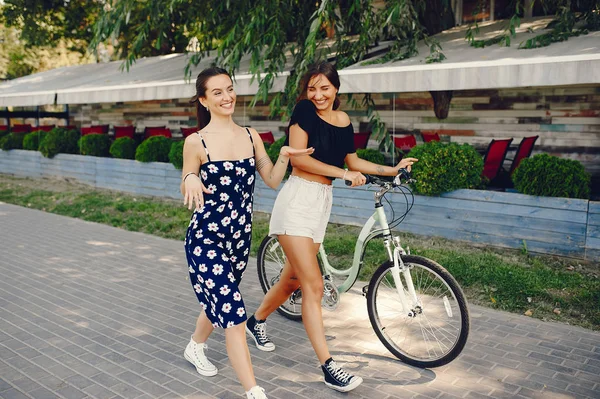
[
  {"x1": 245, "y1": 128, "x2": 255, "y2": 156},
  {"x1": 196, "y1": 132, "x2": 211, "y2": 162}
]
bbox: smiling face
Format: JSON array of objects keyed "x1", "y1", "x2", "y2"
[
  {"x1": 306, "y1": 74, "x2": 338, "y2": 111},
  {"x1": 200, "y1": 74, "x2": 236, "y2": 117}
]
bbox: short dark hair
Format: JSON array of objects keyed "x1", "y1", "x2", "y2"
[
  {"x1": 190, "y1": 67, "x2": 231, "y2": 129},
  {"x1": 297, "y1": 61, "x2": 341, "y2": 110}
]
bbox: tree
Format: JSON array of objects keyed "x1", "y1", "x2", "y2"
[
  {"x1": 1, "y1": 0, "x2": 100, "y2": 55},
  {"x1": 0, "y1": 23, "x2": 91, "y2": 80}
]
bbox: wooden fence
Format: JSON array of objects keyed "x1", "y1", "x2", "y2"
[{"x1": 1, "y1": 150, "x2": 598, "y2": 261}]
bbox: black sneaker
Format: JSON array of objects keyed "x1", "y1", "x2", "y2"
[
  {"x1": 321, "y1": 358, "x2": 363, "y2": 392},
  {"x1": 246, "y1": 315, "x2": 275, "y2": 352}
]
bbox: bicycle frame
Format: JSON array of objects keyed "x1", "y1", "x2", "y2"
[{"x1": 319, "y1": 181, "x2": 421, "y2": 315}]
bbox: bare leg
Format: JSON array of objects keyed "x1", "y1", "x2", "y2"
[
  {"x1": 225, "y1": 322, "x2": 256, "y2": 391},
  {"x1": 192, "y1": 311, "x2": 214, "y2": 343},
  {"x1": 278, "y1": 235, "x2": 330, "y2": 364},
  {"x1": 254, "y1": 258, "x2": 300, "y2": 320}
]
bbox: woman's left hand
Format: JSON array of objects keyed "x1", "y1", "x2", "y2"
[
  {"x1": 396, "y1": 157, "x2": 418, "y2": 172},
  {"x1": 280, "y1": 146, "x2": 314, "y2": 158}
]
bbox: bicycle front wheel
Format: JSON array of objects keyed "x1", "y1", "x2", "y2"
[
  {"x1": 256, "y1": 235, "x2": 302, "y2": 321},
  {"x1": 366, "y1": 255, "x2": 469, "y2": 368}
]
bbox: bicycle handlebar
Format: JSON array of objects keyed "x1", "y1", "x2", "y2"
[{"x1": 344, "y1": 168, "x2": 413, "y2": 187}]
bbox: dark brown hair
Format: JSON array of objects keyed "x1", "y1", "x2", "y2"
[
  {"x1": 190, "y1": 67, "x2": 232, "y2": 129},
  {"x1": 297, "y1": 61, "x2": 341, "y2": 110}
]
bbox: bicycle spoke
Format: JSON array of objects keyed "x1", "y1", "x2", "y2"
[{"x1": 368, "y1": 258, "x2": 468, "y2": 366}]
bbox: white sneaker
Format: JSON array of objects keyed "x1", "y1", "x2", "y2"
[
  {"x1": 246, "y1": 385, "x2": 268, "y2": 399},
  {"x1": 183, "y1": 336, "x2": 218, "y2": 376}
]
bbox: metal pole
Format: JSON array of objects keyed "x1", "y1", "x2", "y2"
[{"x1": 392, "y1": 93, "x2": 396, "y2": 165}]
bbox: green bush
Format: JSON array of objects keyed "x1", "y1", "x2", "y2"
[
  {"x1": 169, "y1": 140, "x2": 184, "y2": 169},
  {"x1": 356, "y1": 148, "x2": 385, "y2": 165},
  {"x1": 406, "y1": 141, "x2": 483, "y2": 196},
  {"x1": 23, "y1": 130, "x2": 48, "y2": 151},
  {"x1": 110, "y1": 137, "x2": 137, "y2": 159},
  {"x1": 0, "y1": 130, "x2": 8, "y2": 140},
  {"x1": 267, "y1": 136, "x2": 285, "y2": 163},
  {"x1": 78, "y1": 133, "x2": 110, "y2": 157},
  {"x1": 135, "y1": 136, "x2": 172, "y2": 163},
  {"x1": 0, "y1": 132, "x2": 26, "y2": 150},
  {"x1": 39, "y1": 128, "x2": 79, "y2": 158},
  {"x1": 512, "y1": 153, "x2": 590, "y2": 199}
]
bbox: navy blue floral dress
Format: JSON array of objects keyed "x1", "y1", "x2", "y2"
[{"x1": 184, "y1": 128, "x2": 256, "y2": 328}]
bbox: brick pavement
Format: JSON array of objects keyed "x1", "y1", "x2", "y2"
[{"x1": 0, "y1": 202, "x2": 599, "y2": 399}]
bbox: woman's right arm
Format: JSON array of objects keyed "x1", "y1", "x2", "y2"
[{"x1": 180, "y1": 135, "x2": 210, "y2": 210}]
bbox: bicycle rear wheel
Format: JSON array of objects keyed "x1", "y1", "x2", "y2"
[
  {"x1": 366, "y1": 255, "x2": 469, "y2": 368},
  {"x1": 256, "y1": 235, "x2": 302, "y2": 321}
]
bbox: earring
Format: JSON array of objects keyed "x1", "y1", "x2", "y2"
[{"x1": 205, "y1": 106, "x2": 209, "y2": 111}]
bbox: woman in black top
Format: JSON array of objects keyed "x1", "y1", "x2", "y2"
[{"x1": 246, "y1": 62, "x2": 417, "y2": 392}]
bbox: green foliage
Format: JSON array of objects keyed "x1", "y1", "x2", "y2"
[
  {"x1": 169, "y1": 140, "x2": 184, "y2": 170},
  {"x1": 465, "y1": 1, "x2": 599, "y2": 51},
  {"x1": 356, "y1": 148, "x2": 385, "y2": 165},
  {"x1": 135, "y1": 136, "x2": 172, "y2": 163},
  {"x1": 512, "y1": 153, "x2": 590, "y2": 199},
  {"x1": 110, "y1": 137, "x2": 137, "y2": 160},
  {"x1": 39, "y1": 128, "x2": 79, "y2": 158},
  {"x1": 0, "y1": 6, "x2": 94, "y2": 79},
  {"x1": 0, "y1": 130, "x2": 9, "y2": 140},
  {"x1": 22, "y1": 130, "x2": 48, "y2": 151},
  {"x1": 0, "y1": 133, "x2": 26, "y2": 151},
  {"x1": 518, "y1": 7, "x2": 590, "y2": 49},
  {"x1": 91, "y1": 1, "x2": 449, "y2": 151},
  {"x1": 266, "y1": 136, "x2": 286, "y2": 164},
  {"x1": 2, "y1": 0, "x2": 98, "y2": 53},
  {"x1": 78, "y1": 133, "x2": 110, "y2": 157},
  {"x1": 406, "y1": 141, "x2": 483, "y2": 196}
]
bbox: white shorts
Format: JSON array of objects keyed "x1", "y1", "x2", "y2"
[{"x1": 269, "y1": 175, "x2": 333, "y2": 244}]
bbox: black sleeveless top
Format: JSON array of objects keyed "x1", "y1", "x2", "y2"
[{"x1": 285, "y1": 100, "x2": 355, "y2": 179}]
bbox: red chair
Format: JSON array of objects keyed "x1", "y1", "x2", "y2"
[
  {"x1": 393, "y1": 135, "x2": 417, "y2": 151},
  {"x1": 11, "y1": 124, "x2": 32, "y2": 133},
  {"x1": 94, "y1": 124, "x2": 110, "y2": 133},
  {"x1": 181, "y1": 127, "x2": 198, "y2": 138},
  {"x1": 35, "y1": 125, "x2": 55, "y2": 132},
  {"x1": 353, "y1": 131, "x2": 371, "y2": 150},
  {"x1": 114, "y1": 126, "x2": 136, "y2": 139},
  {"x1": 146, "y1": 128, "x2": 172, "y2": 139},
  {"x1": 144, "y1": 126, "x2": 166, "y2": 139},
  {"x1": 422, "y1": 132, "x2": 440, "y2": 143},
  {"x1": 482, "y1": 138, "x2": 513, "y2": 182},
  {"x1": 508, "y1": 136, "x2": 538, "y2": 175},
  {"x1": 81, "y1": 126, "x2": 105, "y2": 136},
  {"x1": 259, "y1": 131, "x2": 275, "y2": 144}
]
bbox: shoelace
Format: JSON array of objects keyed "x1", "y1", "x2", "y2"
[
  {"x1": 255, "y1": 323, "x2": 270, "y2": 344},
  {"x1": 326, "y1": 361, "x2": 351, "y2": 383}
]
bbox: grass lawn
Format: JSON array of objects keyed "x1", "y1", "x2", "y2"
[{"x1": 1, "y1": 174, "x2": 599, "y2": 330}]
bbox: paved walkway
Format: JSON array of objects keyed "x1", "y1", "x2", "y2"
[{"x1": 0, "y1": 202, "x2": 599, "y2": 399}]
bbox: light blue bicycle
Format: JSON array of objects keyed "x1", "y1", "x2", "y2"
[{"x1": 257, "y1": 170, "x2": 470, "y2": 368}]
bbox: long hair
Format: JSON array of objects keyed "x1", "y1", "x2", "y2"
[
  {"x1": 297, "y1": 61, "x2": 341, "y2": 110},
  {"x1": 190, "y1": 67, "x2": 231, "y2": 129}
]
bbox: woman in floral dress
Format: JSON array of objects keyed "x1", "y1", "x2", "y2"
[{"x1": 179, "y1": 67, "x2": 313, "y2": 399}]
